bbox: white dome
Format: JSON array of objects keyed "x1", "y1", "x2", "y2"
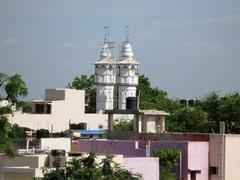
[
  {"x1": 100, "y1": 42, "x2": 111, "y2": 58},
  {"x1": 122, "y1": 42, "x2": 134, "y2": 58}
]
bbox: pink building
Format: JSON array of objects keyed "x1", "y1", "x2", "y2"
[{"x1": 77, "y1": 139, "x2": 209, "y2": 180}]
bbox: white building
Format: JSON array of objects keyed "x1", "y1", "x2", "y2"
[
  {"x1": 94, "y1": 37, "x2": 116, "y2": 113},
  {"x1": 117, "y1": 38, "x2": 140, "y2": 110},
  {"x1": 94, "y1": 33, "x2": 140, "y2": 112},
  {"x1": 10, "y1": 88, "x2": 108, "y2": 132}
]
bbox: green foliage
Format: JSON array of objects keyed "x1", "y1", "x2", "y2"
[
  {"x1": 198, "y1": 92, "x2": 221, "y2": 123},
  {"x1": 0, "y1": 72, "x2": 28, "y2": 157},
  {"x1": 160, "y1": 171, "x2": 176, "y2": 180},
  {"x1": 153, "y1": 149, "x2": 180, "y2": 169},
  {"x1": 0, "y1": 115, "x2": 16, "y2": 157},
  {"x1": 5, "y1": 74, "x2": 28, "y2": 104},
  {"x1": 197, "y1": 92, "x2": 240, "y2": 132},
  {"x1": 153, "y1": 149, "x2": 180, "y2": 180},
  {"x1": 0, "y1": 106, "x2": 12, "y2": 114},
  {"x1": 16, "y1": 101, "x2": 32, "y2": 113},
  {"x1": 9, "y1": 124, "x2": 27, "y2": 138},
  {"x1": 37, "y1": 152, "x2": 141, "y2": 180},
  {"x1": 68, "y1": 74, "x2": 96, "y2": 113},
  {"x1": 99, "y1": 133, "x2": 110, "y2": 139},
  {"x1": 113, "y1": 120, "x2": 133, "y2": 132},
  {"x1": 167, "y1": 107, "x2": 208, "y2": 132}
]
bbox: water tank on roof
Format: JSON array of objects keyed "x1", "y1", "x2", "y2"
[
  {"x1": 70, "y1": 123, "x2": 87, "y2": 130},
  {"x1": 36, "y1": 129, "x2": 49, "y2": 139},
  {"x1": 126, "y1": 97, "x2": 137, "y2": 110},
  {"x1": 179, "y1": 99, "x2": 187, "y2": 106},
  {"x1": 233, "y1": 126, "x2": 240, "y2": 134},
  {"x1": 50, "y1": 149, "x2": 66, "y2": 168},
  {"x1": 188, "y1": 99, "x2": 195, "y2": 107},
  {"x1": 51, "y1": 149, "x2": 66, "y2": 156}
]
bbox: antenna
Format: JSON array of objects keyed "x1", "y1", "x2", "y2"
[
  {"x1": 104, "y1": 26, "x2": 109, "y2": 42},
  {"x1": 104, "y1": 26, "x2": 115, "y2": 58},
  {"x1": 125, "y1": 25, "x2": 130, "y2": 42}
]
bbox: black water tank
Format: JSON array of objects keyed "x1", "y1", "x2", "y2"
[
  {"x1": 188, "y1": 99, "x2": 195, "y2": 107},
  {"x1": 179, "y1": 99, "x2": 187, "y2": 106},
  {"x1": 126, "y1": 97, "x2": 137, "y2": 110},
  {"x1": 36, "y1": 129, "x2": 49, "y2": 139},
  {"x1": 51, "y1": 149, "x2": 65, "y2": 156},
  {"x1": 233, "y1": 126, "x2": 240, "y2": 134},
  {"x1": 70, "y1": 123, "x2": 87, "y2": 130}
]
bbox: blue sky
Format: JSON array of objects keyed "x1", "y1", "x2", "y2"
[{"x1": 0, "y1": 0, "x2": 240, "y2": 100}]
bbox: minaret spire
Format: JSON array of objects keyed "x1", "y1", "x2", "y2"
[
  {"x1": 104, "y1": 26, "x2": 109, "y2": 43},
  {"x1": 125, "y1": 25, "x2": 130, "y2": 42},
  {"x1": 100, "y1": 26, "x2": 111, "y2": 58},
  {"x1": 122, "y1": 26, "x2": 134, "y2": 58}
]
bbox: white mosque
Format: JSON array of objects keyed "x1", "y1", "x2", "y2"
[{"x1": 94, "y1": 30, "x2": 140, "y2": 113}]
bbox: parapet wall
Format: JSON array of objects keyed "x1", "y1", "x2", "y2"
[{"x1": 109, "y1": 132, "x2": 209, "y2": 141}]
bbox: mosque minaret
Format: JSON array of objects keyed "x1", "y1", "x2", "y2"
[
  {"x1": 94, "y1": 28, "x2": 139, "y2": 113},
  {"x1": 117, "y1": 36, "x2": 140, "y2": 110},
  {"x1": 94, "y1": 35, "x2": 116, "y2": 113}
]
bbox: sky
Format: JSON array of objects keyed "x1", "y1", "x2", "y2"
[{"x1": 0, "y1": 0, "x2": 240, "y2": 100}]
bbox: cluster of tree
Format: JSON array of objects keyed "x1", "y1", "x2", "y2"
[
  {"x1": 0, "y1": 73, "x2": 28, "y2": 157},
  {"x1": 69, "y1": 74, "x2": 240, "y2": 133},
  {"x1": 113, "y1": 120, "x2": 134, "y2": 132},
  {"x1": 34, "y1": 152, "x2": 141, "y2": 180},
  {"x1": 153, "y1": 149, "x2": 180, "y2": 180}
]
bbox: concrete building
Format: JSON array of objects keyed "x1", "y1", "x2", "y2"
[
  {"x1": 77, "y1": 139, "x2": 209, "y2": 180},
  {"x1": 105, "y1": 109, "x2": 169, "y2": 133},
  {"x1": 10, "y1": 88, "x2": 108, "y2": 132},
  {"x1": 0, "y1": 144, "x2": 159, "y2": 180},
  {"x1": 209, "y1": 134, "x2": 240, "y2": 180}
]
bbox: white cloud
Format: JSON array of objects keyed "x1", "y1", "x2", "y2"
[
  {"x1": 0, "y1": 38, "x2": 19, "y2": 46},
  {"x1": 56, "y1": 43, "x2": 82, "y2": 49}
]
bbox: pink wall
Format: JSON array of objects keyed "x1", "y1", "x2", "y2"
[
  {"x1": 188, "y1": 142, "x2": 209, "y2": 180},
  {"x1": 123, "y1": 157, "x2": 159, "y2": 180},
  {"x1": 77, "y1": 139, "x2": 209, "y2": 180}
]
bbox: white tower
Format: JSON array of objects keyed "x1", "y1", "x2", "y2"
[
  {"x1": 117, "y1": 36, "x2": 140, "y2": 110},
  {"x1": 94, "y1": 34, "x2": 116, "y2": 113}
]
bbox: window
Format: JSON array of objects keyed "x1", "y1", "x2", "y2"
[
  {"x1": 35, "y1": 104, "x2": 44, "y2": 114},
  {"x1": 209, "y1": 167, "x2": 218, "y2": 175},
  {"x1": 47, "y1": 104, "x2": 51, "y2": 114}
]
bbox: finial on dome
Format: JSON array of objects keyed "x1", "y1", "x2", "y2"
[
  {"x1": 125, "y1": 25, "x2": 130, "y2": 42},
  {"x1": 122, "y1": 26, "x2": 134, "y2": 58},
  {"x1": 100, "y1": 26, "x2": 111, "y2": 58},
  {"x1": 104, "y1": 26, "x2": 109, "y2": 43}
]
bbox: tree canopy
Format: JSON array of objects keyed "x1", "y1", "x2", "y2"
[
  {"x1": 35, "y1": 152, "x2": 141, "y2": 180},
  {"x1": 0, "y1": 73, "x2": 28, "y2": 104},
  {"x1": 0, "y1": 73, "x2": 28, "y2": 157}
]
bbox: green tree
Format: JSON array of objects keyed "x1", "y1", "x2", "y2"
[
  {"x1": 198, "y1": 92, "x2": 221, "y2": 123},
  {"x1": 219, "y1": 92, "x2": 240, "y2": 132},
  {"x1": 137, "y1": 75, "x2": 181, "y2": 113},
  {"x1": 0, "y1": 73, "x2": 28, "y2": 157},
  {"x1": 153, "y1": 149, "x2": 180, "y2": 180},
  {"x1": 68, "y1": 74, "x2": 96, "y2": 113},
  {"x1": 37, "y1": 152, "x2": 141, "y2": 180},
  {"x1": 113, "y1": 120, "x2": 134, "y2": 132},
  {"x1": 167, "y1": 107, "x2": 208, "y2": 133},
  {"x1": 0, "y1": 114, "x2": 16, "y2": 157}
]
